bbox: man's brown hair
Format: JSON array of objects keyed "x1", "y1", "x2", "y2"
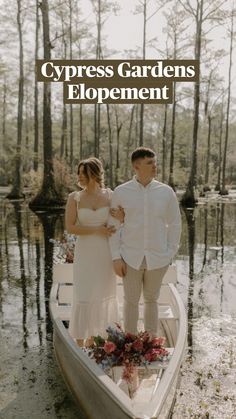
[{"x1": 131, "y1": 147, "x2": 156, "y2": 163}]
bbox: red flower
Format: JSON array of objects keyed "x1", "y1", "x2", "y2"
[
  {"x1": 104, "y1": 341, "x2": 116, "y2": 353},
  {"x1": 132, "y1": 339, "x2": 143, "y2": 352},
  {"x1": 144, "y1": 348, "x2": 163, "y2": 362},
  {"x1": 125, "y1": 332, "x2": 136, "y2": 341}
]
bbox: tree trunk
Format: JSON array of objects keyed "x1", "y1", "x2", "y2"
[
  {"x1": 24, "y1": 88, "x2": 30, "y2": 173},
  {"x1": 60, "y1": 13, "x2": 68, "y2": 161},
  {"x1": 7, "y1": 0, "x2": 24, "y2": 199},
  {"x1": 215, "y1": 102, "x2": 224, "y2": 191},
  {"x1": 70, "y1": 103, "x2": 73, "y2": 168},
  {"x1": 33, "y1": 0, "x2": 39, "y2": 172},
  {"x1": 94, "y1": 0, "x2": 102, "y2": 158},
  {"x1": 2, "y1": 76, "x2": 6, "y2": 138},
  {"x1": 168, "y1": 28, "x2": 178, "y2": 190},
  {"x1": 168, "y1": 82, "x2": 176, "y2": 190},
  {"x1": 203, "y1": 115, "x2": 211, "y2": 190},
  {"x1": 181, "y1": 0, "x2": 203, "y2": 207},
  {"x1": 79, "y1": 103, "x2": 83, "y2": 160},
  {"x1": 115, "y1": 108, "x2": 122, "y2": 185},
  {"x1": 139, "y1": 0, "x2": 146, "y2": 146},
  {"x1": 94, "y1": 104, "x2": 97, "y2": 156},
  {"x1": 69, "y1": 0, "x2": 74, "y2": 169},
  {"x1": 60, "y1": 105, "x2": 67, "y2": 158},
  {"x1": 220, "y1": 11, "x2": 233, "y2": 195},
  {"x1": 125, "y1": 105, "x2": 135, "y2": 180},
  {"x1": 30, "y1": 0, "x2": 64, "y2": 209},
  {"x1": 135, "y1": 105, "x2": 139, "y2": 148},
  {"x1": 1, "y1": 77, "x2": 7, "y2": 184},
  {"x1": 162, "y1": 104, "x2": 168, "y2": 183},
  {"x1": 106, "y1": 104, "x2": 113, "y2": 188}
]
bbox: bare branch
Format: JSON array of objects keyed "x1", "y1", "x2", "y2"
[
  {"x1": 185, "y1": 0, "x2": 197, "y2": 17},
  {"x1": 51, "y1": 31, "x2": 68, "y2": 44},
  {"x1": 203, "y1": 1, "x2": 225, "y2": 22},
  {"x1": 177, "y1": 0, "x2": 196, "y2": 17},
  {"x1": 146, "y1": 4, "x2": 163, "y2": 22}
]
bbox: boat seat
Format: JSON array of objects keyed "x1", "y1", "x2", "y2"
[
  {"x1": 53, "y1": 264, "x2": 73, "y2": 283},
  {"x1": 133, "y1": 370, "x2": 163, "y2": 403},
  {"x1": 53, "y1": 306, "x2": 178, "y2": 323},
  {"x1": 55, "y1": 265, "x2": 179, "y2": 323},
  {"x1": 55, "y1": 282, "x2": 178, "y2": 323},
  {"x1": 111, "y1": 348, "x2": 174, "y2": 399}
]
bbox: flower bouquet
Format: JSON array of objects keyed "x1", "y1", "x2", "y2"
[
  {"x1": 50, "y1": 232, "x2": 76, "y2": 263},
  {"x1": 88, "y1": 324, "x2": 169, "y2": 397}
]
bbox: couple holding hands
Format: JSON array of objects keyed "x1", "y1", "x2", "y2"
[{"x1": 65, "y1": 147, "x2": 181, "y2": 346}]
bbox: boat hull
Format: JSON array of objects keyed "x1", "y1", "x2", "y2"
[
  {"x1": 50, "y1": 265, "x2": 187, "y2": 419},
  {"x1": 53, "y1": 320, "x2": 136, "y2": 419}
]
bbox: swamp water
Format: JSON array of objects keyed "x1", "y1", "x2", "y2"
[{"x1": 0, "y1": 196, "x2": 236, "y2": 419}]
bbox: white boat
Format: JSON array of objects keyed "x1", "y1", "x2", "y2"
[{"x1": 50, "y1": 264, "x2": 187, "y2": 419}]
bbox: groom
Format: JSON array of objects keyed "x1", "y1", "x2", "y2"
[{"x1": 109, "y1": 147, "x2": 181, "y2": 337}]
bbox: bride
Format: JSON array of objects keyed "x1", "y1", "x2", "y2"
[{"x1": 65, "y1": 157, "x2": 123, "y2": 346}]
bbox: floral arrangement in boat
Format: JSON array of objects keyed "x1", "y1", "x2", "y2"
[
  {"x1": 88, "y1": 324, "x2": 169, "y2": 386},
  {"x1": 50, "y1": 232, "x2": 76, "y2": 263}
]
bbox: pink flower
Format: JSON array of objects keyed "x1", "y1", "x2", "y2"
[
  {"x1": 103, "y1": 341, "x2": 116, "y2": 353},
  {"x1": 133, "y1": 339, "x2": 143, "y2": 352},
  {"x1": 151, "y1": 337, "x2": 166, "y2": 347},
  {"x1": 122, "y1": 363, "x2": 136, "y2": 384}
]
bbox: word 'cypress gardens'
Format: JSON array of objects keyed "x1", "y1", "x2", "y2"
[{"x1": 37, "y1": 59, "x2": 199, "y2": 104}]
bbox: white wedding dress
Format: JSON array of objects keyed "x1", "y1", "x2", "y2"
[{"x1": 68, "y1": 191, "x2": 119, "y2": 339}]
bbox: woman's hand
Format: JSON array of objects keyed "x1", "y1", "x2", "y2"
[
  {"x1": 97, "y1": 224, "x2": 116, "y2": 237},
  {"x1": 110, "y1": 205, "x2": 125, "y2": 223}
]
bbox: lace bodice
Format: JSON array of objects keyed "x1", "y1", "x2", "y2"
[{"x1": 72, "y1": 191, "x2": 110, "y2": 226}]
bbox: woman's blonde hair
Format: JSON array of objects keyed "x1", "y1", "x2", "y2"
[{"x1": 78, "y1": 157, "x2": 104, "y2": 188}]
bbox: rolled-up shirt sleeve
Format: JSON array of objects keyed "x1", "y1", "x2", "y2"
[
  {"x1": 108, "y1": 188, "x2": 122, "y2": 260},
  {"x1": 166, "y1": 190, "x2": 181, "y2": 259}
]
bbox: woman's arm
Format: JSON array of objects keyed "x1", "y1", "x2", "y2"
[
  {"x1": 65, "y1": 194, "x2": 116, "y2": 237},
  {"x1": 107, "y1": 189, "x2": 125, "y2": 223}
]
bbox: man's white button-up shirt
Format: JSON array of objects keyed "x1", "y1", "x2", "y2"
[{"x1": 108, "y1": 177, "x2": 181, "y2": 270}]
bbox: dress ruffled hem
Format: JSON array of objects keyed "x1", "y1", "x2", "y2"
[{"x1": 68, "y1": 296, "x2": 119, "y2": 339}]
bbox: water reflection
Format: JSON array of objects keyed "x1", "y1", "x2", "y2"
[
  {"x1": 0, "y1": 198, "x2": 236, "y2": 418},
  {"x1": 35, "y1": 238, "x2": 43, "y2": 346},
  {"x1": 12, "y1": 201, "x2": 28, "y2": 350},
  {"x1": 201, "y1": 207, "x2": 208, "y2": 269},
  {"x1": 183, "y1": 207, "x2": 195, "y2": 354},
  {"x1": 33, "y1": 211, "x2": 60, "y2": 339}
]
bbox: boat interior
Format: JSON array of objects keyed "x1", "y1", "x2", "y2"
[{"x1": 52, "y1": 264, "x2": 180, "y2": 405}]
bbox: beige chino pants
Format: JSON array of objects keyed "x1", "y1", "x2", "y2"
[{"x1": 123, "y1": 260, "x2": 168, "y2": 336}]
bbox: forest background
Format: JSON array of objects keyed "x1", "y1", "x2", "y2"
[{"x1": 0, "y1": 0, "x2": 235, "y2": 208}]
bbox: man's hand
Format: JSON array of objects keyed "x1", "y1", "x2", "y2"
[
  {"x1": 110, "y1": 206, "x2": 125, "y2": 223},
  {"x1": 113, "y1": 259, "x2": 127, "y2": 277}
]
